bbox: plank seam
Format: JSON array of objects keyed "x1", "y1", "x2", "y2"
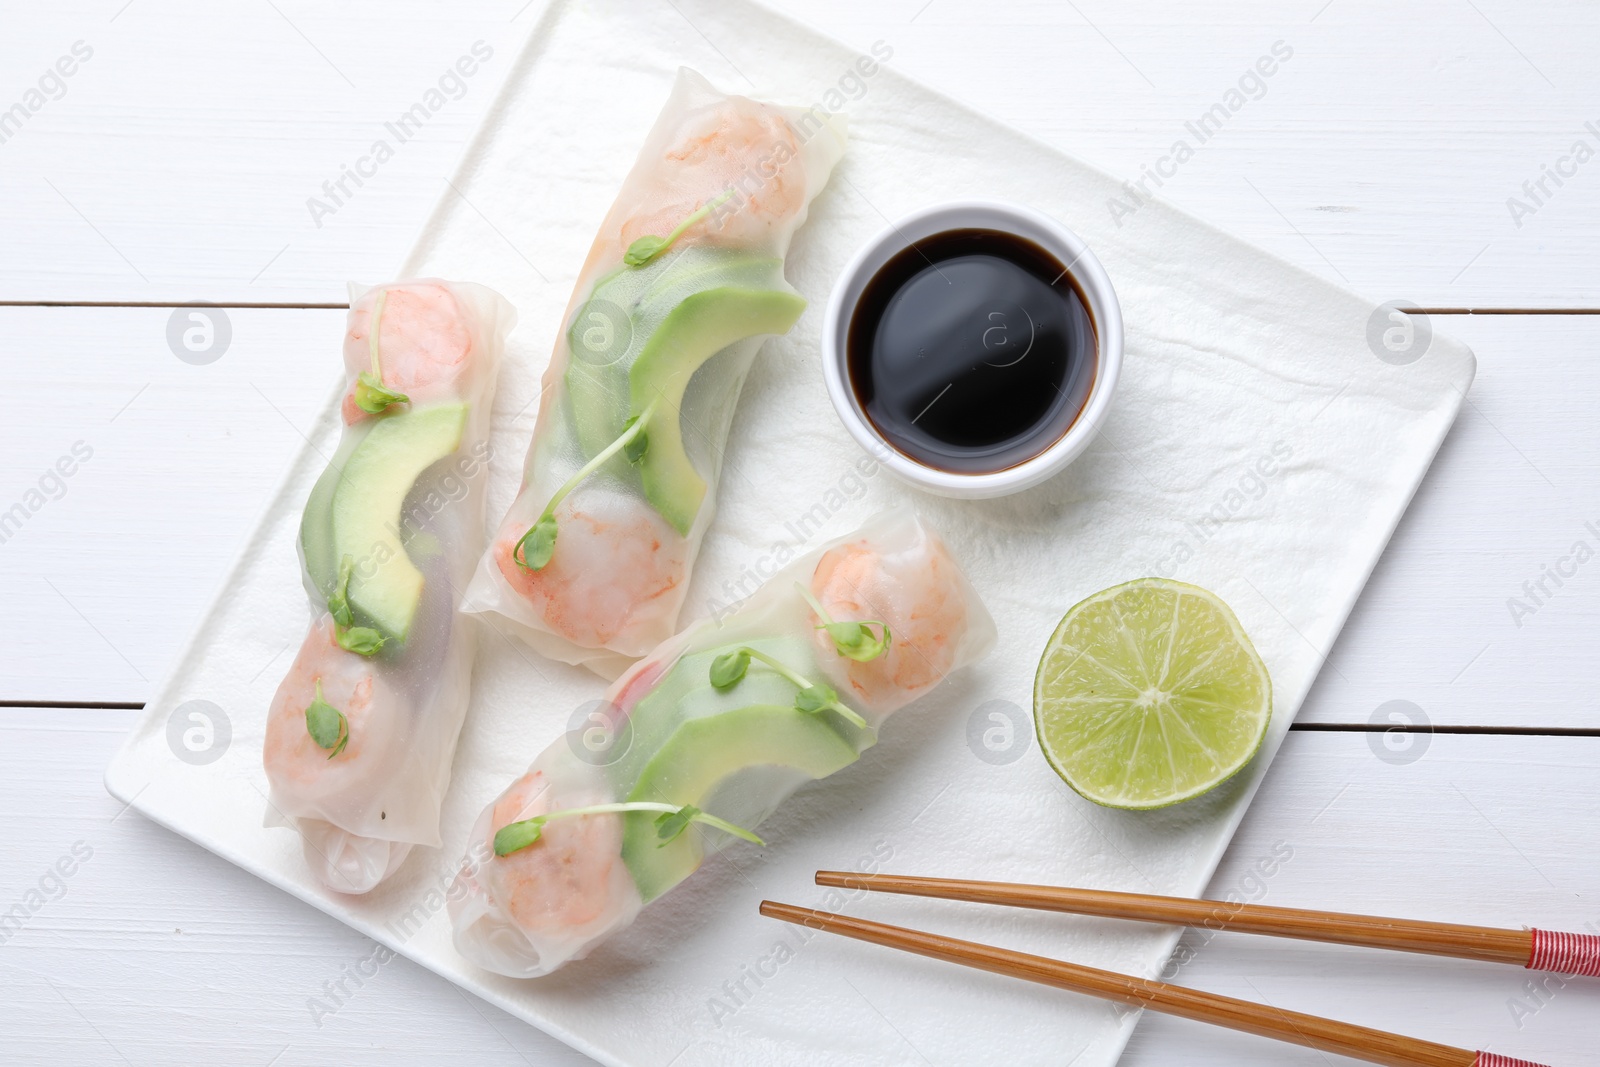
[
  {"x1": 0, "y1": 301, "x2": 347, "y2": 309},
  {"x1": 1290, "y1": 723, "x2": 1600, "y2": 737}
]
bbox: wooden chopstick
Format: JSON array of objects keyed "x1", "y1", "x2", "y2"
[
  {"x1": 814, "y1": 871, "x2": 1555, "y2": 970},
  {"x1": 760, "y1": 901, "x2": 1549, "y2": 1067}
]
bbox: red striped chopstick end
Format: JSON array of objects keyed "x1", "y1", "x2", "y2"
[
  {"x1": 1474, "y1": 1053, "x2": 1552, "y2": 1067},
  {"x1": 1527, "y1": 928, "x2": 1600, "y2": 978}
]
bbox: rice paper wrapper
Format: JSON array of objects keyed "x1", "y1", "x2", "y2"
[
  {"x1": 263, "y1": 279, "x2": 516, "y2": 893},
  {"x1": 464, "y1": 68, "x2": 848, "y2": 676},
  {"x1": 449, "y1": 507, "x2": 995, "y2": 976}
]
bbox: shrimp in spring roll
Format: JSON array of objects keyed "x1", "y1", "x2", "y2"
[
  {"x1": 464, "y1": 68, "x2": 847, "y2": 675},
  {"x1": 449, "y1": 509, "x2": 996, "y2": 977},
  {"x1": 264, "y1": 280, "x2": 515, "y2": 894}
]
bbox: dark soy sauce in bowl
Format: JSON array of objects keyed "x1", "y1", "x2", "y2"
[{"x1": 846, "y1": 228, "x2": 1097, "y2": 474}]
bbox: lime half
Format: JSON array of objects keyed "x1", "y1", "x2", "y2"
[{"x1": 1034, "y1": 578, "x2": 1271, "y2": 810}]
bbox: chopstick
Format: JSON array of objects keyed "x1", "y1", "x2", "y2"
[
  {"x1": 814, "y1": 871, "x2": 1600, "y2": 977},
  {"x1": 760, "y1": 901, "x2": 1551, "y2": 1067}
]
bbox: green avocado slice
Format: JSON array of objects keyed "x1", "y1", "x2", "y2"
[
  {"x1": 299, "y1": 447, "x2": 347, "y2": 601},
  {"x1": 620, "y1": 703, "x2": 860, "y2": 902},
  {"x1": 563, "y1": 248, "x2": 788, "y2": 461},
  {"x1": 300, "y1": 403, "x2": 467, "y2": 641},
  {"x1": 629, "y1": 286, "x2": 806, "y2": 534}
]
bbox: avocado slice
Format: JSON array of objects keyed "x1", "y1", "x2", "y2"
[
  {"x1": 619, "y1": 703, "x2": 860, "y2": 901},
  {"x1": 298, "y1": 441, "x2": 348, "y2": 601},
  {"x1": 564, "y1": 249, "x2": 788, "y2": 456},
  {"x1": 629, "y1": 286, "x2": 806, "y2": 533},
  {"x1": 300, "y1": 403, "x2": 467, "y2": 641},
  {"x1": 605, "y1": 639, "x2": 814, "y2": 793}
]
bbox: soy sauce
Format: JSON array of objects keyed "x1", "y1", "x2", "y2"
[{"x1": 846, "y1": 228, "x2": 1096, "y2": 473}]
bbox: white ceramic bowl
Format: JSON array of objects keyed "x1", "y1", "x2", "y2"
[{"x1": 821, "y1": 200, "x2": 1123, "y2": 499}]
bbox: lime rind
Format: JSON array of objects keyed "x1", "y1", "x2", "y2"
[{"x1": 1033, "y1": 578, "x2": 1272, "y2": 811}]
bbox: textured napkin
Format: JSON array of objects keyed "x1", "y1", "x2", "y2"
[{"x1": 108, "y1": 1, "x2": 1473, "y2": 1064}]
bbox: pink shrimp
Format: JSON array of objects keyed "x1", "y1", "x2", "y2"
[
  {"x1": 263, "y1": 618, "x2": 400, "y2": 799},
  {"x1": 808, "y1": 532, "x2": 972, "y2": 715},
  {"x1": 491, "y1": 500, "x2": 687, "y2": 653},
  {"x1": 340, "y1": 283, "x2": 474, "y2": 424},
  {"x1": 577, "y1": 102, "x2": 808, "y2": 282},
  {"x1": 482, "y1": 772, "x2": 625, "y2": 933}
]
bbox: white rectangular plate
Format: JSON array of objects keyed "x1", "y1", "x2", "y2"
[{"x1": 107, "y1": 1, "x2": 1475, "y2": 1064}]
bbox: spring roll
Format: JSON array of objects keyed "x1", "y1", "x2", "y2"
[
  {"x1": 264, "y1": 279, "x2": 515, "y2": 894},
  {"x1": 464, "y1": 68, "x2": 847, "y2": 675},
  {"x1": 449, "y1": 509, "x2": 997, "y2": 976}
]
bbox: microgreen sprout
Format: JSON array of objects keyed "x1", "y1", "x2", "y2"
[
  {"x1": 335, "y1": 627, "x2": 386, "y2": 656},
  {"x1": 797, "y1": 582, "x2": 891, "y2": 662},
  {"x1": 492, "y1": 801, "x2": 762, "y2": 857},
  {"x1": 353, "y1": 290, "x2": 410, "y2": 415},
  {"x1": 707, "y1": 645, "x2": 869, "y2": 729},
  {"x1": 623, "y1": 190, "x2": 737, "y2": 266},
  {"x1": 305, "y1": 679, "x2": 349, "y2": 759},
  {"x1": 514, "y1": 408, "x2": 653, "y2": 571},
  {"x1": 325, "y1": 554, "x2": 387, "y2": 656},
  {"x1": 653, "y1": 804, "x2": 701, "y2": 845},
  {"x1": 794, "y1": 683, "x2": 842, "y2": 715},
  {"x1": 354, "y1": 375, "x2": 409, "y2": 415},
  {"x1": 328, "y1": 556, "x2": 355, "y2": 628}
]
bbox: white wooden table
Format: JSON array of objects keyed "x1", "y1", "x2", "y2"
[{"x1": 3, "y1": 2, "x2": 1596, "y2": 1064}]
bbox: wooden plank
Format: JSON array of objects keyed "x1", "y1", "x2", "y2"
[
  {"x1": 1296, "y1": 313, "x2": 1600, "y2": 729},
  {"x1": 0, "y1": 306, "x2": 342, "y2": 703},
  {"x1": 769, "y1": 0, "x2": 1600, "y2": 310},
  {"x1": 0, "y1": 0, "x2": 529, "y2": 306},
  {"x1": 0, "y1": 1, "x2": 1597, "y2": 306},
  {"x1": 6, "y1": 308, "x2": 1598, "y2": 728},
  {"x1": 0, "y1": 711, "x2": 1591, "y2": 1064}
]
